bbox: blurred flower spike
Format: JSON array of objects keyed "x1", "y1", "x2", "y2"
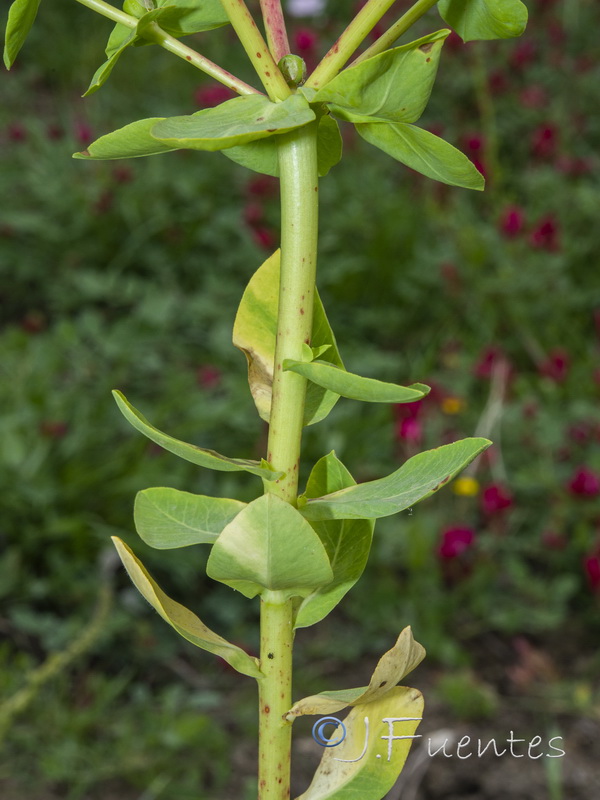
[
  {"x1": 438, "y1": 527, "x2": 475, "y2": 560},
  {"x1": 481, "y1": 483, "x2": 513, "y2": 515}
]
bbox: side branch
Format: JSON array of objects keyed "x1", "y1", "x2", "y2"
[
  {"x1": 220, "y1": 0, "x2": 291, "y2": 101},
  {"x1": 351, "y1": 0, "x2": 440, "y2": 66},
  {"x1": 306, "y1": 0, "x2": 398, "y2": 89},
  {"x1": 73, "y1": 0, "x2": 260, "y2": 95},
  {"x1": 260, "y1": 0, "x2": 291, "y2": 63}
]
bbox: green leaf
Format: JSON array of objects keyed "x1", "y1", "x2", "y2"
[
  {"x1": 150, "y1": 94, "x2": 315, "y2": 152},
  {"x1": 313, "y1": 31, "x2": 449, "y2": 124},
  {"x1": 300, "y1": 438, "x2": 491, "y2": 521},
  {"x1": 112, "y1": 537, "x2": 263, "y2": 678},
  {"x1": 112, "y1": 389, "x2": 283, "y2": 481},
  {"x1": 438, "y1": 0, "x2": 528, "y2": 42},
  {"x1": 134, "y1": 487, "x2": 246, "y2": 549},
  {"x1": 294, "y1": 452, "x2": 373, "y2": 629},
  {"x1": 295, "y1": 687, "x2": 424, "y2": 800},
  {"x1": 223, "y1": 112, "x2": 343, "y2": 178},
  {"x1": 287, "y1": 627, "x2": 425, "y2": 717},
  {"x1": 156, "y1": 0, "x2": 229, "y2": 36},
  {"x1": 206, "y1": 494, "x2": 334, "y2": 600},
  {"x1": 284, "y1": 359, "x2": 430, "y2": 404},
  {"x1": 357, "y1": 122, "x2": 484, "y2": 190},
  {"x1": 73, "y1": 117, "x2": 178, "y2": 160},
  {"x1": 3, "y1": 0, "x2": 42, "y2": 69},
  {"x1": 232, "y1": 250, "x2": 343, "y2": 427}
]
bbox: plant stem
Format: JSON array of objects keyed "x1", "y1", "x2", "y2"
[
  {"x1": 351, "y1": 0, "x2": 439, "y2": 65},
  {"x1": 306, "y1": 0, "x2": 398, "y2": 89},
  {"x1": 220, "y1": 0, "x2": 291, "y2": 101},
  {"x1": 73, "y1": 0, "x2": 260, "y2": 95},
  {"x1": 258, "y1": 592, "x2": 294, "y2": 800},
  {"x1": 257, "y1": 121, "x2": 319, "y2": 799},
  {"x1": 260, "y1": 0, "x2": 291, "y2": 63}
]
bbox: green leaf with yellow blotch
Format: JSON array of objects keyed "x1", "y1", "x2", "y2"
[
  {"x1": 294, "y1": 687, "x2": 424, "y2": 800},
  {"x1": 134, "y1": 487, "x2": 246, "y2": 549},
  {"x1": 3, "y1": 0, "x2": 42, "y2": 69},
  {"x1": 300, "y1": 438, "x2": 491, "y2": 520},
  {"x1": 287, "y1": 627, "x2": 424, "y2": 717},
  {"x1": 313, "y1": 30, "x2": 449, "y2": 124},
  {"x1": 438, "y1": 0, "x2": 527, "y2": 42},
  {"x1": 283, "y1": 358, "x2": 430, "y2": 404},
  {"x1": 150, "y1": 94, "x2": 315, "y2": 152},
  {"x1": 294, "y1": 452, "x2": 373, "y2": 629},
  {"x1": 111, "y1": 537, "x2": 263, "y2": 678},
  {"x1": 206, "y1": 494, "x2": 334, "y2": 600},
  {"x1": 224, "y1": 113, "x2": 343, "y2": 177},
  {"x1": 233, "y1": 250, "x2": 344, "y2": 426},
  {"x1": 356, "y1": 122, "x2": 484, "y2": 190},
  {"x1": 112, "y1": 390, "x2": 283, "y2": 481}
]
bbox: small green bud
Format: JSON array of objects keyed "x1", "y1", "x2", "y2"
[{"x1": 278, "y1": 55, "x2": 307, "y2": 88}]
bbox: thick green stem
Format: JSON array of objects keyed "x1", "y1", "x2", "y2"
[
  {"x1": 351, "y1": 0, "x2": 439, "y2": 65},
  {"x1": 306, "y1": 0, "x2": 398, "y2": 89},
  {"x1": 73, "y1": 0, "x2": 260, "y2": 95},
  {"x1": 257, "y1": 121, "x2": 319, "y2": 799}
]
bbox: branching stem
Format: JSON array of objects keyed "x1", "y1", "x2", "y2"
[
  {"x1": 306, "y1": 0, "x2": 398, "y2": 89},
  {"x1": 72, "y1": 0, "x2": 260, "y2": 95},
  {"x1": 351, "y1": 0, "x2": 440, "y2": 66}
]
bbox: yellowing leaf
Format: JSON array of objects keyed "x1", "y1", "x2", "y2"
[
  {"x1": 295, "y1": 687, "x2": 424, "y2": 800},
  {"x1": 287, "y1": 627, "x2": 424, "y2": 718},
  {"x1": 112, "y1": 537, "x2": 263, "y2": 678}
]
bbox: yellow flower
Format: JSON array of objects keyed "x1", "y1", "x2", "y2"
[
  {"x1": 453, "y1": 476, "x2": 480, "y2": 497},
  {"x1": 441, "y1": 396, "x2": 465, "y2": 415}
]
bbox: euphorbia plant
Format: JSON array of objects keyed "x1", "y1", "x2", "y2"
[{"x1": 4, "y1": 0, "x2": 527, "y2": 796}]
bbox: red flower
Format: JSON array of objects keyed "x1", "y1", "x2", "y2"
[
  {"x1": 40, "y1": 421, "x2": 69, "y2": 439},
  {"x1": 538, "y1": 348, "x2": 569, "y2": 382},
  {"x1": 510, "y1": 39, "x2": 536, "y2": 70},
  {"x1": 194, "y1": 83, "x2": 234, "y2": 108},
  {"x1": 481, "y1": 484, "x2": 513, "y2": 515},
  {"x1": 243, "y1": 202, "x2": 264, "y2": 226},
  {"x1": 438, "y1": 527, "x2": 475, "y2": 560},
  {"x1": 519, "y1": 85, "x2": 547, "y2": 109},
  {"x1": 488, "y1": 70, "x2": 508, "y2": 94},
  {"x1": 529, "y1": 216, "x2": 559, "y2": 251},
  {"x1": 74, "y1": 120, "x2": 93, "y2": 145},
  {"x1": 294, "y1": 27, "x2": 318, "y2": 54},
  {"x1": 197, "y1": 365, "x2": 222, "y2": 390},
  {"x1": 541, "y1": 531, "x2": 566, "y2": 550},
  {"x1": 531, "y1": 124, "x2": 558, "y2": 159},
  {"x1": 568, "y1": 467, "x2": 600, "y2": 497},
  {"x1": 252, "y1": 226, "x2": 277, "y2": 250},
  {"x1": 8, "y1": 122, "x2": 27, "y2": 142},
  {"x1": 473, "y1": 346, "x2": 504, "y2": 379},
  {"x1": 395, "y1": 417, "x2": 422, "y2": 445},
  {"x1": 499, "y1": 206, "x2": 525, "y2": 238},
  {"x1": 246, "y1": 175, "x2": 278, "y2": 198},
  {"x1": 583, "y1": 555, "x2": 600, "y2": 591}
]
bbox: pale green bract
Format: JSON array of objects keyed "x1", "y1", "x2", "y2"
[
  {"x1": 300, "y1": 438, "x2": 491, "y2": 520},
  {"x1": 150, "y1": 94, "x2": 316, "y2": 152},
  {"x1": 438, "y1": 0, "x2": 528, "y2": 42},
  {"x1": 312, "y1": 30, "x2": 450, "y2": 124},
  {"x1": 294, "y1": 452, "x2": 374, "y2": 629},
  {"x1": 112, "y1": 390, "x2": 283, "y2": 481},
  {"x1": 3, "y1": 0, "x2": 42, "y2": 69},
  {"x1": 112, "y1": 537, "x2": 263, "y2": 679},
  {"x1": 134, "y1": 487, "x2": 246, "y2": 549},
  {"x1": 206, "y1": 494, "x2": 334, "y2": 600},
  {"x1": 356, "y1": 123, "x2": 485, "y2": 191}
]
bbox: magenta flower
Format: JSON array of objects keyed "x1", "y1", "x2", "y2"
[
  {"x1": 194, "y1": 84, "x2": 234, "y2": 108},
  {"x1": 481, "y1": 483, "x2": 513, "y2": 515},
  {"x1": 529, "y1": 216, "x2": 560, "y2": 251},
  {"x1": 568, "y1": 467, "x2": 600, "y2": 497},
  {"x1": 499, "y1": 206, "x2": 525, "y2": 238},
  {"x1": 538, "y1": 348, "x2": 569, "y2": 382},
  {"x1": 197, "y1": 365, "x2": 222, "y2": 390},
  {"x1": 531, "y1": 123, "x2": 558, "y2": 159},
  {"x1": 583, "y1": 555, "x2": 600, "y2": 591},
  {"x1": 473, "y1": 345, "x2": 505, "y2": 379},
  {"x1": 395, "y1": 416, "x2": 422, "y2": 445},
  {"x1": 294, "y1": 28, "x2": 318, "y2": 54},
  {"x1": 438, "y1": 526, "x2": 475, "y2": 560}
]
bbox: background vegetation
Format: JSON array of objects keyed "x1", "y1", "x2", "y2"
[{"x1": 1, "y1": 0, "x2": 599, "y2": 797}]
